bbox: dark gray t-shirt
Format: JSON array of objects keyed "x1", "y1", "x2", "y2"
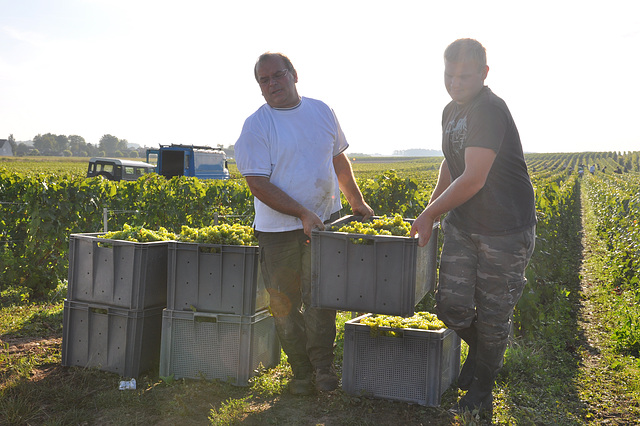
[{"x1": 442, "y1": 86, "x2": 536, "y2": 235}]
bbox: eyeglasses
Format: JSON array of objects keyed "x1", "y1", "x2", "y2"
[{"x1": 258, "y1": 69, "x2": 289, "y2": 86}]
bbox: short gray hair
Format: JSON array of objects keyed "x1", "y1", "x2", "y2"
[{"x1": 444, "y1": 39, "x2": 487, "y2": 71}]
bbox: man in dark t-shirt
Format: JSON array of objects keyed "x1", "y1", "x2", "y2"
[{"x1": 411, "y1": 38, "x2": 536, "y2": 418}]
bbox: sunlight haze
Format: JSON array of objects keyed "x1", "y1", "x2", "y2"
[{"x1": 1, "y1": 0, "x2": 639, "y2": 155}]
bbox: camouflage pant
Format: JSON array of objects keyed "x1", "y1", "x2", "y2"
[
  {"x1": 256, "y1": 212, "x2": 340, "y2": 377},
  {"x1": 436, "y1": 219, "x2": 536, "y2": 349}
]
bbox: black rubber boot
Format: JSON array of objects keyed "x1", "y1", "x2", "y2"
[
  {"x1": 314, "y1": 365, "x2": 339, "y2": 391},
  {"x1": 289, "y1": 359, "x2": 314, "y2": 396},
  {"x1": 455, "y1": 326, "x2": 478, "y2": 391},
  {"x1": 458, "y1": 343, "x2": 505, "y2": 419}
]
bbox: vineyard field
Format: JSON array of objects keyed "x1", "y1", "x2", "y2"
[{"x1": 1, "y1": 151, "x2": 640, "y2": 424}]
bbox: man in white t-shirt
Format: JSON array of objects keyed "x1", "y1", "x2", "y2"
[{"x1": 235, "y1": 52, "x2": 373, "y2": 395}]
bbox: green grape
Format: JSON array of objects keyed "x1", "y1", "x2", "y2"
[
  {"x1": 360, "y1": 312, "x2": 446, "y2": 338},
  {"x1": 103, "y1": 223, "x2": 177, "y2": 242},
  {"x1": 330, "y1": 214, "x2": 412, "y2": 244},
  {"x1": 178, "y1": 224, "x2": 257, "y2": 247},
  {"x1": 104, "y1": 223, "x2": 257, "y2": 246}
]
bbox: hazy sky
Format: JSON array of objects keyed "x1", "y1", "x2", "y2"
[{"x1": 1, "y1": 0, "x2": 639, "y2": 155}]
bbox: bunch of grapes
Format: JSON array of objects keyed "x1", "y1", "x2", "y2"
[
  {"x1": 330, "y1": 214, "x2": 412, "y2": 244},
  {"x1": 360, "y1": 312, "x2": 446, "y2": 337},
  {"x1": 177, "y1": 224, "x2": 257, "y2": 246},
  {"x1": 102, "y1": 224, "x2": 176, "y2": 242}
]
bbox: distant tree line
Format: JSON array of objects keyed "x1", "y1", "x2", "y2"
[
  {"x1": 392, "y1": 148, "x2": 443, "y2": 157},
  {"x1": 6, "y1": 133, "x2": 237, "y2": 160},
  {"x1": 7, "y1": 133, "x2": 148, "y2": 158}
]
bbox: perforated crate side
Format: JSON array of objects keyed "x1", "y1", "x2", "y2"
[
  {"x1": 61, "y1": 299, "x2": 163, "y2": 377},
  {"x1": 159, "y1": 309, "x2": 280, "y2": 386},
  {"x1": 311, "y1": 217, "x2": 439, "y2": 316},
  {"x1": 67, "y1": 233, "x2": 168, "y2": 310},
  {"x1": 342, "y1": 314, "x2": 460, "y2": 406},
  {"x1": 166, "y1": 242, "x2": 268, "y2": 315}
]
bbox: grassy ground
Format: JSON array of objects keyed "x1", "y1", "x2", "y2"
[
  {"x1": 2, "y1": 238, "x2": 639, "y2": 426},
  {"x1": 0, "y1": 299, "x2": 461, "y2": 425}
]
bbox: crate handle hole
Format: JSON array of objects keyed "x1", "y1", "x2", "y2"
[{"x1": 195, "y1": 316, "x2": 218, "y2": 323}]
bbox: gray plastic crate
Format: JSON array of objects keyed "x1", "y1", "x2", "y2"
[
  {"x1": 61, "y1": 299, "x2": 163, "y2": 377},
  {"x1": 159, "y1": 309, "x2": 280, "y2": 386},
  {"x1": 342, "y1": 314, "x2": 460, "y2": 406},
  {"x1": 311, "y1": 216, "x2": 439, "y2": 317},
  {"x1": 67, "y1": 233, "x2": 168, "y2": 310},
  {"x1": 166, "y1": 242, "x2": 269, "y2": 315}
]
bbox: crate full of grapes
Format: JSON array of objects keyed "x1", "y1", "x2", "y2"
[
  {"x1": 67, "y1": 225, "x2": 174, "y2": 310},
  {"x1": 342, "y1": 313, "x2": 460, "y2": 407},
  {"x1": 311, "y1": 215, "x2": 438, "y2": 317},
  {"x1": 166, "y1": 224, "x2": 269, "y2": 315}
]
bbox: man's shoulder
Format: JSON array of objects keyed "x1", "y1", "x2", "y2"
[
  {"x1": 246, "y1": 103, "x2": 271, "y2": 119},
  {"x1": 466, "y1": 87, "x2": 512, "y2": 121},
  {"x1": 302, "y1": 96, "x2": 332, "y2": 111},
  {"x1": 241, "y1": 104, "x2": 275, "y2": 130},
  {"x1": 478, "y1": 87, "x2": 509, "y2": 109}
]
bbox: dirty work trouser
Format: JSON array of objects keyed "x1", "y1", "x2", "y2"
[
  {"x1": 435, "y1": 219, "x2": 536, "y2": 358},
  {"x1": 256, "y1": 214, "x2": 340, "y2": 378}
]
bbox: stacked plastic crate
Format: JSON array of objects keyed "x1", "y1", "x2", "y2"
[
  {"x1": 311, "y1": 216, "x2": 461, "y2": 406},
  {"x1": 62, "y1": 233, "x2": 169, "y2": 377},
  {"x1": 158, "y1": 241, "x2": 280, "y2": 386}
]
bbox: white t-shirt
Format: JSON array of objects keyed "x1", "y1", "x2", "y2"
[{"x1": 235, "y1": 97, "x2": 347, "y2": 232}]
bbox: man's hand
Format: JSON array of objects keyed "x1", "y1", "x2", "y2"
[
  {"x1": 351, "y1": 201, "x2": 374, "y2": 222},
  {"x1": 410, "y1": 211, "x2": 435, "y2": 247},
  {"x1": 301, "y1": 210, "x2": 324, "y2": 238}
]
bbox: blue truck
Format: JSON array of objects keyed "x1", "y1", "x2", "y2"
[{"x1": 146, "y1": 144, "x2": 230, "y2": 180}]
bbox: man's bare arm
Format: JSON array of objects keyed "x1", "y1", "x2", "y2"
[{"x1": 244, "y1": 175, "x2": 323, "y2": 237}]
